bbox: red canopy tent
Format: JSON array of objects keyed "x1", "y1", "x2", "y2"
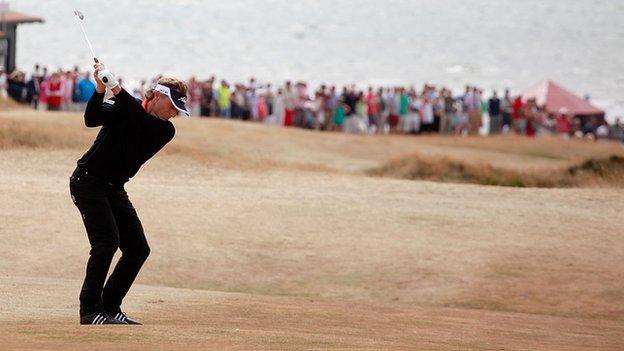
[{"x1": 521, "y1": 80, "x2": 604, "y2": 121}]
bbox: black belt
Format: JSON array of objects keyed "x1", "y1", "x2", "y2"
[{"x1": 73, "y1": 166, "x2": 125, "y2": 189}]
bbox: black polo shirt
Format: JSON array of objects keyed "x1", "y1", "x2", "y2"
[{"x1": 76, "y1": 89, "x2": 175, "y2": 185}]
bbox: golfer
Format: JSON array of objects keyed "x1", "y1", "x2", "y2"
[{"x1": 70, "y1": 63, "x2": 189, "y2": 325}]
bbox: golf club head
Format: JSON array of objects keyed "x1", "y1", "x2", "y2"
[{"x1": 73, "y1": 10, "x2": 84, "y2": 20}]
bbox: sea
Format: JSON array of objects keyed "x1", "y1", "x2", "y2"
[{"x1": 8, "y1": 0, "x2": 624, "y2": 121}]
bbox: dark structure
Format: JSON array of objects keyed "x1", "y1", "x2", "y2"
[{"x1": 0, "y1": 10, "x2": 44, "y2": 72}]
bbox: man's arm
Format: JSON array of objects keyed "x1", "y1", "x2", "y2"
[
  {"x1": 83, "y1": 91, "x2": 117, "y2": 127},
  {"x1": 83, "y1": 63, "x2": 143, "y2": 127},
  {"x1": 93, "y1": 64, "x2": 144, "y2": 114},
  {"x1": 83, "y1": 63, "x2": 123, "y2": 127}
]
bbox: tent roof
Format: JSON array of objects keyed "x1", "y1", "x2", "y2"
[
  {"x1": 522, "y1": 80, "x2": 604, "y2": 116},
  {"x1": 0, "y1": 11, "x2": 44, "y2": 24}
]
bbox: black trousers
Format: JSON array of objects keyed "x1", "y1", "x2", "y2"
[{"x1": 69, "y1": 167, "x2": 150, "y2": 316}]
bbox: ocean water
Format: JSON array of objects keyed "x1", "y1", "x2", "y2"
[{"x1": 9, "y1": 0, "x2": 624, "y2": 120}]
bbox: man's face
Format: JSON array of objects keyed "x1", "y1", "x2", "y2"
[{"x1": 149, "y1": 92, "x2": 178, "y2": 120}]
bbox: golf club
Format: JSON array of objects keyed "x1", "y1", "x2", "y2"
[{"x1": 73, "y1": 9, "x2": 115, "y2": 86}]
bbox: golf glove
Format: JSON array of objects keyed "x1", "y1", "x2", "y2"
[{"x1": 97, "y1": 65, "x2": 118, "y2": 89}]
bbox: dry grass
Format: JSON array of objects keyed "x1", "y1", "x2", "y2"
[
  {"x1": 1, "y1": 109, "x2": 624, "y2": 349},
  {"x1": 567, "y1": 155, "x2": 624, "y2": 186},
  {"x1": 1, "y1": 108, "x2": 623, "y2": 182},
  {"x1": 367, "y1": 153, "x2": 624, "y2": 187},
  {"x1": 1, "y1": 276, "x2": 622, "y2": 351},
  {"x1": 0, "y1": 97, "x2": 26, "y2": 111},
  {"x1": 0, "y1": 117, "x2": 91, "y2": 149},
  {"x1": 411, "y1": 134, "x2": 618, "y2": 161}
]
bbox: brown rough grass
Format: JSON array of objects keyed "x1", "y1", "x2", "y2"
[
  {"x1": 367, "y1": 153, "x2": 624, "y2": 187},
  {"x1": 0, "y1": 117, "x2": 91, "y2": 149},
  {"x1": 0, "y1": 97, "x2": 26, "y2": 111},
  {"x1": 1, "y1": 109, "x2": 623, "y2": 183}
]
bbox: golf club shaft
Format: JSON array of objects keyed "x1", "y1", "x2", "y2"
[
  {"x1": 73, "y1": 10, "x2": 116, "y2": 87},
  {"x1": 75, "y1": 13, "x2": 99, "y2": 63}
]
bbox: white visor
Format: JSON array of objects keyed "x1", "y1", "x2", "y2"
[{"x1": 154, "y1": 84, "x2": 190, "y2": 116}]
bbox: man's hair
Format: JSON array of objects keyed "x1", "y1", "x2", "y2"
[{"x1": 145, "y1": 77, "x2": 188, "y2": 101}]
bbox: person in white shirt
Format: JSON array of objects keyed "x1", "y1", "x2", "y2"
[
  {"x1": 403, "y1": 92, "x2": 421, "y2": 134},
  {"x1": 267, "y1": 88, "x2": 285, "y2": 125},
  {"x1": 0, "y1": 66, "x2": 7, "y2": 99},
  {"x1": 421, "y1": 96, "x2": 434, "y2": 132}
]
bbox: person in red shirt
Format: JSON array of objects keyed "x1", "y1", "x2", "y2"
[
  {"x1": 38, "y1": 77, "x2": 49, "y2": 110},
  {"x1": 365, "y1": 86, "x2": 380, "y2": 132},
  {"x1": 511, "y1": 96, "x2": 525, "y2": 134},
  {"x1": 45, "y1": 72, "x2": 63, "y2": 111},
  {"x1": 555, "y1": 108, "x2": 571, "y2": 138}
]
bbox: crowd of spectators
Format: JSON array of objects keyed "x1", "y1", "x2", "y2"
[{"x1": 2, "y1": 64, "x2": 623, "y2": 143}]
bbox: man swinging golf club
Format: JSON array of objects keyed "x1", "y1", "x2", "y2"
[{"x1": 70, "y1": 63, "x2": 189, "y2": 325}]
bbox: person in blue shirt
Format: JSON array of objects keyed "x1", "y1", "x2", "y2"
[{"x1": 74, "y1": 72, "x2": 96, "y2": 110}]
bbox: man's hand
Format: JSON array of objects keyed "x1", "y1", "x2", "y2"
[
  {"x1": 93, "y1": 63, "x2": 121, "y2": 95},
  {"x1": 93, "y1": 63, "x2": 107, "y2": 93}
]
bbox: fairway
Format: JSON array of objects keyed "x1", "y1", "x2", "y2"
[{"x1": 1, "y1": 110, "x2": 623, "y2": 350}]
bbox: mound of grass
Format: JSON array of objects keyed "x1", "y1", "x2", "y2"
[
  {"x1": 567, "y1": 155, "x2": 624, "y2": 186},
  {"x1": 367, "y1": 153, "x2": 624, "y2": 188}
]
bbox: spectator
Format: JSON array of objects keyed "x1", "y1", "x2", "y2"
[
  {"x1": 7, "y1": 70, "x2": 28, "y2": 102},
  {"x1": 257, "y1": 91, "x2": 268, "y2": 122},
  {"x1": 420, "y1": 95, "x2": 435, "y2": 133},
  {"x1": 439, "y1": 88, "x2": 454, "y2": 135},
  {"x1": 464, "y1": 86, "x2": 481, "y2": 135},
  {"x1": 283, "y1": 81, "x2": 295, "y2": 127},
  {"x1": 45, "y1": 72, "x2": 63, "y2": 111},
  {"x1": 554, "y1": 108, "x2": 571, "y2": 138},
  {"x1": 293, "y1": 81, "x2": 309, "y2": 127},
  {"x1": 26, "y1": 65, "x2": 42, "y2": 108},
  {"x1": 596, "y1": 120, "x2": 610, "y2": 141},
  {"x1": 132, "y1": 79, "x2": 147, "y2": 100},
  {"x1": 74, "y1": 72, "x2": 96, "y2": 110},
  {"x1": 386, "y1": 88, "x2": 400, "y2": 133},
  {"x1": 0, "y1": 66, "x2": 6, "y2": 99},
  {"x1": 511, "y1": 95, "x2": 525, "y2": 134},
  {"x1": 403, "y1": 92, "x2": 421, "y2": 134},
  {"x1": 246, "y1": 85, "x2": 258, "y2": 121},
  {"x1": 365, "y1": 86, "x2": 380, "y2": 133},
  {"x1": 452, "y1": 100, "x2": 467, "y2": 135},
  {"x1": 38, "y1": 72, "x2": 49, "y2": 110},
  {"x1": 581, "y1": 117, "x2": 599, "y2": 138},
  {"x1": 187, "y1": 77, "x2": 202, "y2": 116},
  {"x1": 199, "y1": 78, "x2": 215, "y2": 117},
  {"x1": 264, "y1": 83, "x2": 274, "y2": 119},
  {"x1": 488, "y1": 91, "x2": 501, "y2": 134},
  {"x1": 501, "y1": 89, "x2": 513, "y2": 134},
  {"x1": 62, "y1": 69, "x2": 77, "y2": 111},
  {"x1": 523, "y1": 98, "x2": 537, "y2": 137},
  {"x1": 324, "y1": 86, "x2": 338, "y2": 131},
  {"x1": 332, "y1": 95, "x2": 348, "y2": 132},
  {"x1": 217, "y1": 80, "x2": 231, "y2": 118},
  {"x1": 267, "y1": 87, "x2": 285, "y2": 125}
]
